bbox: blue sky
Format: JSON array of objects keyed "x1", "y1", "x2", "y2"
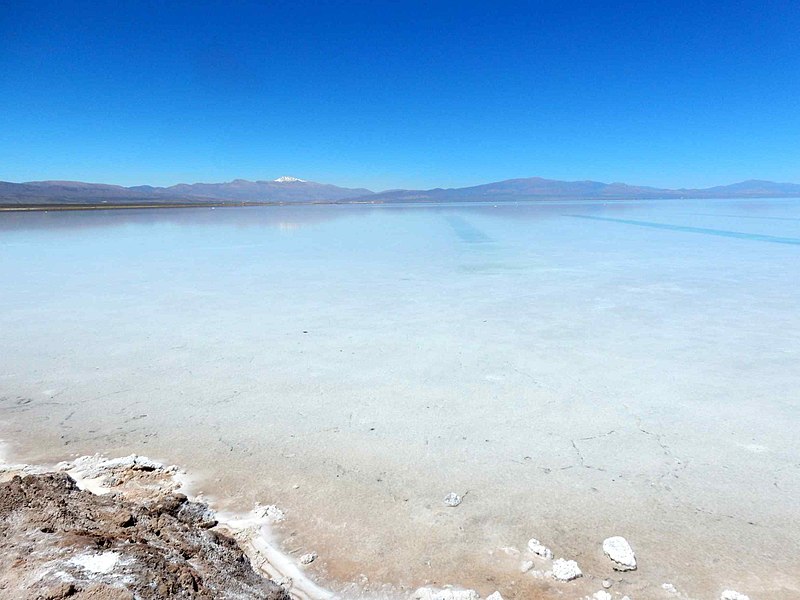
[{"x1": 1, "y1": 1, "x2": 799, "y2": 190}]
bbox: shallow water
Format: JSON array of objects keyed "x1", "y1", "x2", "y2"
[{"x1": 1, "y1": 199, "x2": 799, "y2": 599}]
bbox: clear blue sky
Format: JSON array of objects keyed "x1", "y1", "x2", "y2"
[{"x1": 1, "y1": 1, "x2": 799, "y2": 190}]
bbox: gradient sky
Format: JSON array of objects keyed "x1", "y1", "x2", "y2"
[{"x1": 1, "y1": 1, "x2": 799, "y2": 190}]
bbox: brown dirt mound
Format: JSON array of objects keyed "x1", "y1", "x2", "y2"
[{"x1": 0, "y1": 472, "x2": 290, "y2": 600}]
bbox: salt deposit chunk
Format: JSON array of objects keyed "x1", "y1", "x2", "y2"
[
  {"x1": 603, "y1": 536, "x2": 636, "y2": 571},
  {"x1": 299, "y1": 552, "x2": 317, "y2": 565},
  {"x1": 520, "y1": 560, "x2": 534, "y2": 573},
  {"x1": 721, "y1": 592, "x2": 750, "y2": 600},
  {"x1": 412, "y1": 587, "x2": 480, "y2": 600},
  {"x1": 551, "y1": 558, "x2": 582, "y2": 581},
  {"x1": 591, "y1": 592, "x2": 612, "y2": 600},
  {"x1": 662, "y1": 583, "x2": 678, "y2": 594},
  {"x1": 527, "y1": 538, "x2": 553, "y2": 559},
  {"x1": 443, "y1": 492, "x2": 462, "y2": 507},
  {"x1": 259, "y1": 504, "x2": 286, "y2": 522},
  {"x1": 69, "y1": 551, "x2": 120, "y2": 574},
  {"x1": 67, "y1": 454, "x2": 170, "y2": 480},
  {"x1": 275, "y1": 576, "x2": 293, "y2": 590},
  {"x1": 486, "y1": 592, "x2": 503, "y2": 600}
]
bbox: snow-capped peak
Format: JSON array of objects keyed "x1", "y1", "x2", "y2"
[{"x1": 274, "y1": 176, "x2": 305, "y2": 183}]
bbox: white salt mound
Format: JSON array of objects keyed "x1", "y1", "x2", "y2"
[
  {"x1": 486, "y1": 592, "x2": 503, "y2": 600},
  {"x1": 721, "y1": 592, "x2": 750, "y2": 600},
  {"x1": 603, "y1": 536, "x2": 637, "y2": 571},
  {"x1": 551, "y1": 558, "x2": 582, "y2": 581},
  {"x1": 527, "y1": 538, "x2": 554, "y2": 559},
  {"x1": 590, "y1": 592, "x2": 612, "y2": 600}
]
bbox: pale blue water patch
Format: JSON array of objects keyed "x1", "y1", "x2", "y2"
[{"x1": 1, "y1": 198, "x2": 800, "y2": 597}]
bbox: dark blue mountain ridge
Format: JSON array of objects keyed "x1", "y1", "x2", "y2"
[{"x1": 1, "y1": 176, "x2": 799, "y2": 205}]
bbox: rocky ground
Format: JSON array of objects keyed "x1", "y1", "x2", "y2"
[{"x1": 0, "y1": 457, "x2": 290, "y2": 600}]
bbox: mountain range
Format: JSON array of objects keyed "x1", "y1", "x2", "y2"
[{"x1": 2, "y1": 176, "x2": 800, "y2": 207}]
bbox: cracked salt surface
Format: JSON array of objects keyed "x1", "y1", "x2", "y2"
[{"x1": 2, "y1": 200, "x2": 799, "y2": 598}]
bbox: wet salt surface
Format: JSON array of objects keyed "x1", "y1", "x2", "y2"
[{"x1": 1, "y1": 199, "x2": 799, "y2": 599}]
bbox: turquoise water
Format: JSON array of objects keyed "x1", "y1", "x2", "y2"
[{"x1": 1, "y1": 199, "x2": 799, "y2": 599}]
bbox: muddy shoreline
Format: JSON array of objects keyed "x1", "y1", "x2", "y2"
[{"x1": 0, "y1": 447, "x2": 760, "y2": 600}]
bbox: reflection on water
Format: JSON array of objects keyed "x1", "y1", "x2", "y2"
[
  {"x1": 0, "y1": 204, "x2": 354, "y2": 233},
  {"x1": 569, "y1": 213, "x2": 800, "y2": 244},
  {"x1": 1, "y1": 198, "x2": 799, "y2": 599}
]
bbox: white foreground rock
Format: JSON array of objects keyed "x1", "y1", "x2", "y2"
[
  {"x1": 443, "y1": 492, "x2": 462, "y2": 507},
  {"x1": 486, "y1": 592, "x2": 503, "y2": 600},
  {"x1": 603, "y1": 536, "x2": 637, "y2": 571},
  {"x1": 412, "y1": 587, "x2": 480, "y2": 600},
  {"x1": 589, "y1": 592, "x2": 612, "y2": 600},
  {"x1": 519, "y1": 560, "x2": 534, "y2": 573},
  {"x1": 527, "y1": 538, "x2": 554, "y2": 559},
  {"x1": 721, "y1": 591, "x2": 750, "y2": 600},
  {"x1": 299, "y1": 552, "x2": 317, "y2": 565},
  {"x1": 551, "y1": 558, "x2": 582, "y2": 581}
]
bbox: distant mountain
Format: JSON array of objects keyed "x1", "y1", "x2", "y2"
[
  {"x1": 684, "y1": 179, "x2": 800, "y2": 197},
  {"x1": 0, "y1": 180, "x2": 184, "y2": 205},
  {"x1": 0, "y1": 177, "x2": 374, "y2": 206},
  {"x1": 162, "y1": 178, "x2": 372, "y2": 203},
  {"x1": 1, "y1": 176, "x2": 800, "y2": 207},
  {"x1": 352, "y1": 177, "x2": 800, "y2": 202}
]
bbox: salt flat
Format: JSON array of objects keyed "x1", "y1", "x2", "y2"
[{"x1": 1, "y1": 199, "x2": 799, "y2": 599}]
